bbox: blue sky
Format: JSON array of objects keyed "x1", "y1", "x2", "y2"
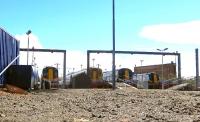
[
  {"x1": 1, "y1": 0, "x2": 200, "y2": 76},
  {"x1": 1, "y1": 0, "x2": 200, "y2": 50}
]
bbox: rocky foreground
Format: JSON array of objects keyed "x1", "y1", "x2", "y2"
[{"x1": 0, "y1": 87, "x2": 200, "y2": 122}]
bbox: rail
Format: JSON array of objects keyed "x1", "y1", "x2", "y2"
[{"x1": 0, "y1": 55, "x2": 20, "y2": 76}]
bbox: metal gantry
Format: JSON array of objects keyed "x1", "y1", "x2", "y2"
[
  {"x1": 20, "y1": 48, "x2": 67, "y2": 88},
  {"x1": 87, "y1": 50, "x2": 182, "y2": 88}
]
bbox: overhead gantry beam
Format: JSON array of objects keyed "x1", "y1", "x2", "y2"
[
  {"x1": 20, "y1": 48, "x2": 66, "y2": 53},
  {"x1": 88, "y1": 50, "x2": 180, "y2": 55},
  {"x1": 20, "y1": 48, "x2": 67, "y2": 88},
  {"x1": 87, "y1": 50, "x2": 181, "y2": 83}
]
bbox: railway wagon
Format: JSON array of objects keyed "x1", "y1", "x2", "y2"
[
  {"x1": 41, "y1": 66, "x2": 59, "y2": 89},
  {"x1": 103, "y1": 68, "x2": 133, "y2": 82},
  {"x1": 66, "y1": 68, "x2": 110, "y2": 88}
]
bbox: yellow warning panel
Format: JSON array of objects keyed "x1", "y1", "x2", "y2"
[
  {"x1": 93, "y1": 71, "x2": 97, "y2": 81},
  {"x1": 125, "y1": 70, "x2": 129, "y2": 80},
  {"x1": 48, "y1": 68, "x2": 53, "y2": 81}
]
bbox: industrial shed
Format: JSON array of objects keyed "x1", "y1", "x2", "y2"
[
  {"x1": 0, "y1": 28, "x2": 20, "y2": 86},
  {"x1": 134, "y1": 63, "x2": 176, "y2": 80}
]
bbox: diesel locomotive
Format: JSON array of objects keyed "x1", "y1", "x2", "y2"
[
  {"x1": 41, "y1": 66, "x2": 59, "y2": 89},
  {"x1": 103, "y1": 68, "x2": 133, "y2": 82},
  {"x1": 66, "y1": 67, "x2": 110, "y2": 88}
]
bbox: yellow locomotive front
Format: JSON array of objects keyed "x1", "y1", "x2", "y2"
[
  {"x1": 89, "y1": 68, "x2": 110, "y2": 88},
  {"x1": 41, "y1": 66, "x2": 59, "y2": 89}
]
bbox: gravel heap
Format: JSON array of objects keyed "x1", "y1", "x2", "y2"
[{"x1": 0, "y1": 87, "x2": 200, "y2": 122}]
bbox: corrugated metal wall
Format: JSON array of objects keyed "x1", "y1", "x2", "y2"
[{"x1": 0, "y1": 28, "x2": 20, "y2": 85}]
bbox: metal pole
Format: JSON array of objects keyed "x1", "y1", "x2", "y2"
[
  {"x1": 177, "y1": 54, "x2": 181, "y2": 83},
  {"x1": 161, "y1": 54, "x2": 164, "y2": 89},
  {"x1": 196, "y1": 48, "x2": 199, "y2": 90},
  {"x1": 157, "y1": 48, "x2": 168, "y2": 89},
  {"x1": 27, "y1": 36, "x2": 29, "y2": 65},
  {"x1": 63, "y1": 51, "x2": 66, "y2": 88},
  {"x1": 140, "y1": 60, "x2": 143, "y2": 82},
  {"x1": 140, "y1": 60, "x2": 143, "y2": 73},
  {"x1": 26, "y1": 30, "x2": 31, "y2": 65},
  {"x1": 32, "y1": 47, "x2": 35, "y2": 65},
  {"x1": 92, "y1": 58, "x2": 95, "y2": 67},
  {"x1": 55, "y1": 63, "x2": 60, "y2": 69},
  {"x1": 97, "y1": 64, "x2": 100, "y2": 69},
  {"x1": 175, "y1": 51, "x2": 177, "y2": 78},
  {"x1": 87, "y1": 51, "x2": 90, "y2": 75},
  {"x1": 112, "y1": 0, "x2": 116, "y2": 90},
  {"x1": 81, "y1": 64, "x2": 83, "y2": 70}
]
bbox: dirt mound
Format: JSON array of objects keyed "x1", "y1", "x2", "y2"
[{"x1": 0, "y1": 88, "x2": 200, "y2": 121}]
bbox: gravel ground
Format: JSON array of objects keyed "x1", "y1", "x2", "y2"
[{"x1": 1, "y1": 86, "x2": 200, "y2": 122}]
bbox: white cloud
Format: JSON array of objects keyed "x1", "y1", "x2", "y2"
[
  {"x1": 15, "y1": 33, "x2": 43, "y2": 66},
  {"x1": 15, "y1": 34, "x2": 43, "y2": 49},
  {"x1": 139, "y1": 20, "x2": 200, "y2": 44},
  {"x1": 138, "y1": 21, "x2": 200, "y2": 77},
  {"x1": 66, "y1": 51, "x2": 87, "y2": 72},
  {"x1": 180, "y1": 51, "x2": 196, "y2": 77}
]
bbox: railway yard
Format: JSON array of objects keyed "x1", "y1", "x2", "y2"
[
  {"x1": 1, "y1": 20, "x2": 200, "y2": 122},
  {"x1": 1, "y1": 30, "x2": 198, "y2": 121},
  {"x1": 1, "y1": 83, "x2": 200, "y2": 122}
]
